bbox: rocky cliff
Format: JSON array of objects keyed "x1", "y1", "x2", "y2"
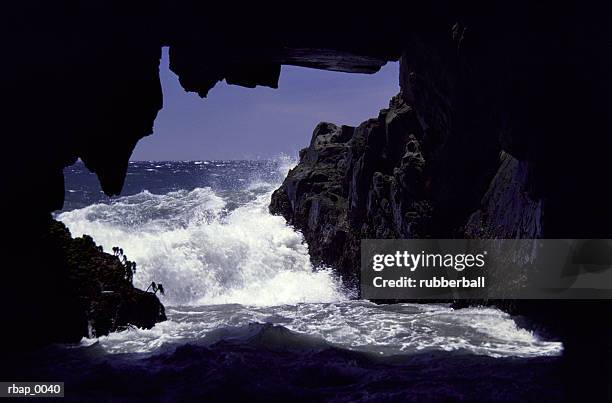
[
  {"x1": 270, "y1": 95, "x2": 541, "y2": 283},
  {"x1": 270, "y1": 58, "x2": 507, "y2": 284},
  {"x1": 270, "y1": 95, "x2": 434, "y2": 283}
]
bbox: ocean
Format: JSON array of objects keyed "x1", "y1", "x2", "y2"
[{"x1": 30, "y1": 159, "x2": 565, "y2": 400}]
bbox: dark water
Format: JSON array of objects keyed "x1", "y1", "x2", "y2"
[
  {"x1": 7, "y1": 159, "x2": 564, "y2": 401},
  {"x1": 4, "y1": 324, "x2": 562, "y2": 402},
  {"x1": 62, "y1": 160, "x2": 281, "y2": 211}
]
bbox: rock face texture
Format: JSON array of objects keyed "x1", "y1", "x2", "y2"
[
  {"x1": 464, "y1": 152, "x2": 543, "y2": 239},
  {"x1": 270, "y1": 104, "x2": 546, "y2": 282},
  {"x1": 270, "y1": 122, "x2": 356, "y2": 281},
  {"x1": 271, "y1": 96, "x2": 438, "y2": 282}
]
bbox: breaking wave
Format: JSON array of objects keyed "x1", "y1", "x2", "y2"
[{"x1": 58, "y1": 162, "x2": 346, "y2": 306}]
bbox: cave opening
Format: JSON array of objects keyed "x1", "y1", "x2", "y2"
[
  {"x1": 57, "y1": 47, "x2": 402, "y2": 311},
  {"x1": 62, "y1": 47, "x2": 399, "y2": 210},
  {"x1": 140, "y1": 47, "x2": 400, "y2": 161},
  {"x1": 54, "y1": 45, "x2": 565, "y2": 375}
]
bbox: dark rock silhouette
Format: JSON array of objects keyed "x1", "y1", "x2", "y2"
[{"x1": 36, "y1": 219, "x2": 165, "y2": 341}]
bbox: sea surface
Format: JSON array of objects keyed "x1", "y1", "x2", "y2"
[{"x1": 19, "y1": 159, "x2": 565, "y2": 401}]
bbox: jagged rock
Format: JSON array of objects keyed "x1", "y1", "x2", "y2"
[
  {"x1": 43, "y1": 219, "x2": 166, "y2": 340},
  {"x1": 270, "y1": 122, "x2": 355, "y2": 280},
  {"x1": 271, "y1": 95, "x2": 429, "y2": 282}
]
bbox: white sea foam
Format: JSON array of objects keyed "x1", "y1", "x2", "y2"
[
  {"x1": 91, "y1": 301, "x2": 562, "y2": 358},
  {"x1": 58, "y1": 162, "x2": 345, "y2": 306},
  {"x1": 61, "y1": 158, "x2": 562, "y2": 359}
]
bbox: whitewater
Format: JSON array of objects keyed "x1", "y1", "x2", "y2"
[{"x1": 57, "y1": 159, "x2": 562, "y2": 359}]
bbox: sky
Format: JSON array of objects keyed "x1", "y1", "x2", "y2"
[{"x1": 131, "y1": 48, "x2": 399, "y2": 161}]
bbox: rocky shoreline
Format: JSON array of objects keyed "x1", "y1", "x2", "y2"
[{"x1": 26, "y1": 219, "x2": 166, "y2": 344}]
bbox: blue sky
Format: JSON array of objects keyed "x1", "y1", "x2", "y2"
[{"x1": 132, "y1": 48, "x2": 399, "y2": 160}]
